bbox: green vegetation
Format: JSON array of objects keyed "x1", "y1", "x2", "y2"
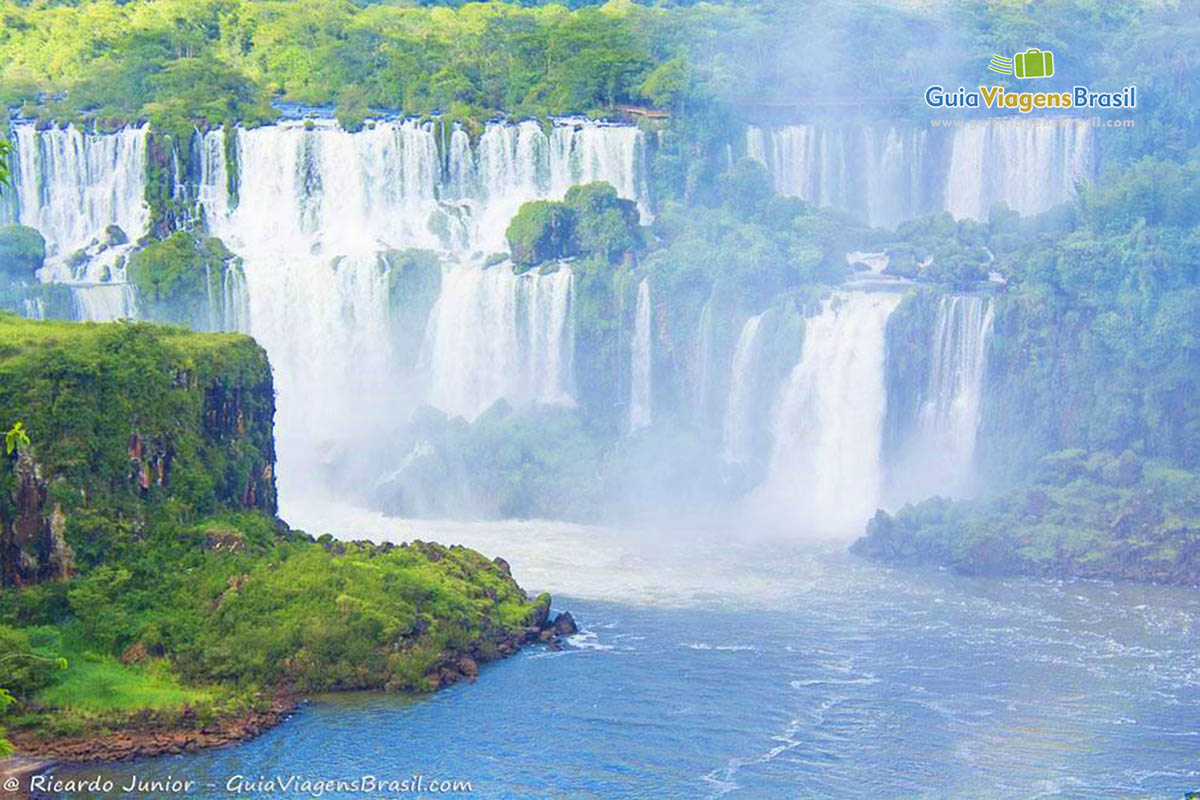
[
  {"x1": 0, "y1": 314, "x2": 275, "y2": 573},
  {"x1": 506, "y1": 182, "x2": 640, "y2": 269},
  {"x1": 0, "y1": 226, "x2": 48, "y2": 319},
  {"x1": 0, "y1": 0, "x2": 1194, "y2": 168},
  {"x1": 3, "y1": 420, "x2": 27, "y2": 455},
  {"x1": 507, "y1": 201, "x2": 578, "y2": 268},
  {"x1": 35, "y1": 651, "x2": 208, "y2": 715},
  {"x1": 854, "y1": 450, "x2": 1200, "y2": 583},
  {"x1": 375, "y1": 403, "x2": 604, "y2": 519},
  {"x1": 980, "y1": 156, "x2": 1200, "y2": 477},
  {"x1": 870, "y1": 152, "x2": 1200, "y2": 579},
  {"x1": 0, "y1": 512, "x2": 541, "y2": 746},
  {"x1": 0, "y1": 226, "x2": 44, "y2": 281},
  {"x1": 127, "y1": 231, "x2": 244, "y2": 330},
  {"x1": 0, "y1": 315, "x2": 544, "y2": 752}
]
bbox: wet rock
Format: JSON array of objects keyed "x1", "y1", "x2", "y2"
[
  {"x1": 551, "y1": 611, "x2": 578, "y2": 636},
  {"x1": 526, "y1": 593, "x2": 551, "y2": 628},
  {"x1": 104, "y1": 224, "x2": 129, "y2": 246}
]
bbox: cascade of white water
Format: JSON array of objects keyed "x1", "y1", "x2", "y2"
[
  {"x1": 863, "y1": 126, "x2": 930, "y2": 229},
  {"x1": 450, "y1": 119, "x2": 650, "y2": 253},
  {"x1": 211, "y1": 120, "x2": 444, "y2": 255},
  {"x1": 6, "y1": 117, "x2": 637, "y2": 510},
  {"x1": 759, "y1": 292, "x2": 903, "y2": 535},
  {"x1": 629, "y1": 278, "x2": 652, "y2": 432},
  {"x1": 3, "y1": 123, "x2": 149, "y2": 316},
  {"x1": 197, "y1": 128, "x2": 231, "y2": 223},
  {"x1": 944, "y1": 120, "x2": 1094, "y2": 221},
  {"x1": 3, "y1": 124, "x2": 150, "y2": 264},
  {"x1": 747, "y1": 121, "x2": 1093, "y2": 226},
  {"x1": 423, "y1": 264, "x2": 575, "y2": 421},
  {"x1": 220, "y1": 263, "x2": 250, "y2": 333},
  {"x1": 71, "y1": 284, "x2": 138, "y2": 323},
  {"x1": 693, "y1": 298, "x2": 716, "y2": 426},
  {"x1": 191, "y1": 117, "x2": 643, "y2": 501},
  {"x1": 901, "y1": 295, "x2": 994, "y2": 498},
  {"x1": 721, "y1": 313, "x2": 765, "y2": 464}
]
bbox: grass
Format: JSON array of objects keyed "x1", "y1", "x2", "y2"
[{"x1": 36, "y1": 652, "x2": 213, "y2": 714}]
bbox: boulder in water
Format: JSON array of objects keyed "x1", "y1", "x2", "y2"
[
  {"x1": 104, "y1": 224, "x2": 129, "y2": 246},
  {"x1": 551, "y1": 611, "x2": 578, "y2": 636}
]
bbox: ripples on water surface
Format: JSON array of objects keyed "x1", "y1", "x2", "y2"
[{"x1": 51, "y1": 508, "x2": 1200, "y2": 799}]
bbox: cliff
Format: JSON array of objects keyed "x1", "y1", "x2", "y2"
[
  {"x1": 0, "y1": 316, "x2": 559, "y2": 766},
  {"x1": 0, "y1": 314, "x2": 275, "y2": 586}
]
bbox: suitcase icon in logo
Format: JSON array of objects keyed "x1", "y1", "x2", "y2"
[{"x1": 1014, "y1": 48, "x2": 1054, "y2": 79}]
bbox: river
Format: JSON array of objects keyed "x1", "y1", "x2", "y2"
[{"x1": 46, "y1": 504, "x2": 1200, "y2": 799}]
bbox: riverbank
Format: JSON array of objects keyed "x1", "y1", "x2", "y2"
[
  {"x1": 6, "y1": 604, "x2": 577, "y2": 763},
  {"x1": 852, "y1": 450, "x2": 1200, "y2": 584},
  {"x1": 0, "y1": 608, "x2": 578, "y2": 800}
]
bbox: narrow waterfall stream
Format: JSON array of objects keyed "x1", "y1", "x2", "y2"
[
  {"x1": 721, "y1": 313, "x2": 764, "y2": 465},
  {"x1": 886, "y1": 294, "x2": 996, "y2": 504},
  {"x1": 629, "y1": 278, "x2": 652, "y2": 432},
  {"x1": 915, "y1": 295, "x2": 995, "y2": 490}
]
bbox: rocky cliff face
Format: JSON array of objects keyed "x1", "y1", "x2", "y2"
[
  {"x1": 1, "y1": 452, "x2": 74, "y2": 586},
  {"x1": 0, "y1": 314, "x2": 275, "y2": 587}
]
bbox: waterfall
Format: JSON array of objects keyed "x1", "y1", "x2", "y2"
[
  {"x1": 944, "y1": 120, "x2": 1094, "y2": 221},
  {"x1": 189, "y1": 118, "x2": 644, "y2": 499},
  {"x1": 197, "y1": 128, "x2": 231, "y2": 222},
  {"x1": 2, "y1": 124, "x2": 150, "y2": 263},
  {"x1": 693, "y1": 298, "x2": 716, "y2": 427},
  {"x1": 2, "y1": 123, "x2": 149, "y2": 318},
  {"x1": 629, "y1": 278, "x2": 652, "y2": 432},
  {"x1": 721, "y1": 313, "x2": 765, "y2": 464},
  {"x1": 220, "y1": 262, "x2": 250, "y2": 333},
  {"x1": 423, "y1": 264, "x2": 575, "y2": 421},
  {"x1": 747, "y1": 121, "x2": 1092, "y2": 226},
  {"x1": 895, "y1": 295, "x2": 994, "y2": 500},
  {"x1": 71, "y1": 284, "x2": 138, "y2": 323},
  {"x1": 759, "y1": 292, "x2": 903, "y2": 536}
]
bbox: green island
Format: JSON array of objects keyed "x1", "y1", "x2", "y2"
[{"x1": 0, "y1": 315, "x2": 560, "y2": 762}]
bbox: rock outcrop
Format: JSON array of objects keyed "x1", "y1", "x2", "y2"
[{"x1": 0, "y1": 315, "x2": 276, "y2": 587}]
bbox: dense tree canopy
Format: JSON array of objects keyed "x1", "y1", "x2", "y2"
[{"x1": 0, "y1": 0, "x2": 1194, "y2": 162}]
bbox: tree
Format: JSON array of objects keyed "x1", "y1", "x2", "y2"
[
  {"x1": 0, "y1": 139, "x2": 10, "y2": 191},
  {"x1": 4, "y1": 422, "x2": 29, "y2": 457},
  {"x1": 0, "y1": 688, "x2": 12, "y2": 757}
]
